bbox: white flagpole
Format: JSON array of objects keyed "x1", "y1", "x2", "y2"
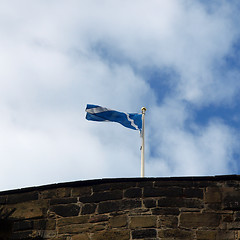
[{"x1": 141, "y1": 107, "x2": 146, "y2": 178}]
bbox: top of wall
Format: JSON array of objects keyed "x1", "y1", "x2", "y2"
[{"x1": 1, "y1": 174, "x2": 240, "y2": 196}]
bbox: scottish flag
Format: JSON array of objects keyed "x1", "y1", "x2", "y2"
[{"x1": 85, "y1": 104, "x2": 142, "y2": 131}]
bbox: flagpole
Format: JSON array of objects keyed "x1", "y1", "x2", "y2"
[{"x1": 141, "y1": 107, "x2": 146, "y2": 178}]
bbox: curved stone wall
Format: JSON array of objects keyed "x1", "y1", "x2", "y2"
[{"x1": 0, "y1": 176, "x2": 240, "y2": 240}]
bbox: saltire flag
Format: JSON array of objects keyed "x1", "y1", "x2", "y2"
[{"x1": 85, "y1": 104, "x2": 142, "y2": 131}]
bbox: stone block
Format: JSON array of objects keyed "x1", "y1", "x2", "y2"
[
  {"x1": 89, "y1": 214, "x2": 109, "y2": 223},
  {"x1": 72, "y1": 187, "x2": 92, "y2": 197},
  {"x1": 224, "y1": 195, "x2": 240, "y2": 210},
  {"x1": 79, "y1": 190, "x2": 123, "y2": 203},
  {"x1": 235, "y1": 211, "x2": 240, "y2": 221},
  {"x1": 40, "y1": 188, "x2": 71, "y2": 199},
  {"x1": 130, "y1": 216, "x2": 157, "y2": 228},
  {"x1": 58, "y1": 216, "x2": 89, "y2": 227},
  {"x1": 92, "y1": 184, "x2": 111, "y2": 192},
  {"x1": 92, "y1": 229, "x2": 130, "y2": 240},
  {"x1": 93, "y1": 182, "x2": 136, "y2": 192},
  {"x1": 10, "y1": 200, "x2": 48, "y2": 219},
  {"x1": 72, "y1": 233, "x2": 90, "y2": 240},
  {"x1": 121, "y1": 199, "x2": 142, "y2": 210},
  {"x1": 124, "y1": 188, "x2": 142, "y2": 198},
  {"x1": 98, "y1": 201, "x2": 121, "y2": 214},
  {"x1": 110, "y1": 182, "x2": 137, "y2": 190},
  {"x1": 143, "y1": 199, "x2": 156, "y2": 208},
  {"x1": 40, "y1": 230, "x2": 57, "y2": 238},
  {"x1": 12, "y1": 220, "x2": 33, "y2": 231},
  {"x1": 50, "y1": 197, "x2": 78, "y2": 205},
  {"x1": 158, "y1": 197, "x2": 203, "y2": 208},
  {"x1": 137, "y1": 181, "x2": 154, "y2": 188},
  {"x1": 132, "y1": 229, "x2": 156, "y2": 239},
  {"x1": 58, "y1": 223, "x2": 92, "y2": 234},
  {"x1": 183, "y1": 188, "x2": 203, "y2": 199},
  {"x1": 11, "y1": 230, "x2": 35, "y2": 239},
  {"x1": 152, "y1": 207, "x2": 180, "y2": 215},
  {"x1": 158, "y1": 229, "x2": 192, "y2": 239},
  {"x1": 92, "y1": 223, "x2": 106, "y2": 231},
  {"x1": 7, "y1": 191, "x2": 38, "y2": 204},
  {"x1": 144, "y1": 187, "x2": 183, "y2": 198},
  {"x1": 0, "y1": 196, "x2": 7, "y2": 204},
  {"x1": 158, "y1": 215, "x2": 178, "y2": 228},
  {"x1": 196, "y1": 230, "x2": 217, "y2": 240},
  {"x1": 205, "y1": 187, "x2": 222, "y2": 203},
  {"x1": 154, "y1": 180, "x2": 194, "y2": 188},
  {"x1": 180, "y1": 212, "x2": 221, "y2": 228},
  {"x1": 216, "y1": 230, "x2": 235, "y2": 240},
  {"x1": 50, "y1": 204, "x2": 80, "y2": 217},
  {"x1": 81, "y1": 203, "x2": 97, "y2": 215},
  {"x1": 110, "y1": 215, "x2": 128, "y2": 227},
  {"x1": 34, "y1": 219, "x2": 56, "y2": 230}
]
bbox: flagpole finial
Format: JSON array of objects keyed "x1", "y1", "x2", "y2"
[{"x1": 141, "y1": 107, "x2": 146, "y2": 113}]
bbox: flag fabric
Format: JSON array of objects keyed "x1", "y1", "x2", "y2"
[{"x1": 85, "y1": 104, "x2": 142, "y2": 131}]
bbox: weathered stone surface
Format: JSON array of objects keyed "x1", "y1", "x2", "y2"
[
  {"x1": 89, "y1": 215, "x2": 109, "y2": 223},
  {"x1": 154, "y1": 180, "x2": 195, "y2": 188},
  {"x1": 180, "y1": 212, "x2": 221, "y2": 228},
  {"x1": 158, "y1": 215, "x2": 178, "y2": 228},
  {"x1": 137, "y1": 181, "x2": 154, "y2": 188},
  {"x1": 183, "y1": 188, "x2": 203, "y2": 199},
  {"x1": 158, "y1": 229, "x2": 193, "y2": 239},
  {"x1": 216, "y1": 230, "x2": 235, "y2": 240},
  {"x1": 132, "y1": 229, "x2": 156, "y2": 239},
  {"x1": 144, "y1": 187, "x2": 183, "y2": 198},
  {"x1": 130, "y1": 216, "x2": 157, "y2": 228},
  {"x1": 72, "y1": 187, "x2": 92, "y2": 197},
  {"x1": 40, "y1": 188, "x2": 71, "y2": 199},
  {"x1": 110, "y1": 215, "x2": 127, "y2": 228},
  {"x1": 92, "y1": 223, "x2": 106, "y2": 231},
  {"x1": 152, "y1": 207, "x2": 180, "y2": 215},
  {"x1": 79, "y1": 190, "x2": 122, "y2": 203},
  {"x1": 196, "y1": 230, "x2": 217, "y2": 240},
  {"x1": 93, "y1": 182, "x2": 136, "y2": 192},
  {"x1": 34, "y1": 219, "x2": 56, "y2": 230},
  {"x1": 98, "y1": 201, "x2": 121, "y2": 214},
  {"x1": 50, "y1": 197, "x2": 78, "y2": 205},
  {"x1": 11, "y1": 230, "x2": 40, "y2": 239},
  {"x1": 40, "y1": 230, "x2": 57, "y2": 238},
  {"x1": 92, "y1": 184, "x2": 111, "y2": 192},
  {"x1": 13, "y1": 220, "x2": 33, "y2": 231},
  {"x1": 50, "y1": 204, "x2": 80, "y2": 217},
  {"x1": 110, "y1": 182, "x2": 136, "y2": 191},
  {"x1": 82, "y1": 203, "x2": 97, "y2": 215},
  {"x1": 205, "y1": 187, "x2": 222, "y2": 203},
  {"x1": 10, "y1": 200, "x2": 48, "y2": 219},
  {"x1": 92, "y1": 229, "x2": 130, "y2": 240},
  {"x1": 121, "y1": 199, "x2": 142, "y2": 210},
  {"x1": 158, "y1": 197, "x2": 203, "y2": 208},
  {"x1": 58, "y1": 216, "x2": 89, "y2": 227},
  {"x1": 72, "y1": 233, "x2": 90, "y2": 240},
  {"x1": 0, "y1": 196, "x2": 7, "y2": 204},
  {"x1": 143, "y1": 199, "x2": 156, "y2": 208},
  {"x1": 124, "y1": 188, "x2": 142, "y2": 198},
  {"x1": 7, "y1": 191, "x2": 38, "y2": 204},
  {"x1": 58, "y1": 223, "x2": 92, "y2": 234},
  {"x1": 3, "y1": 177, "x2": 240, "y2": 239},
  {"x1": 223, "y1": 195, "x2": 240, "y2": 210}
]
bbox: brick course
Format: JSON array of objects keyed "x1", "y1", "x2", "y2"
[{"x1": 0, "y1": 176, "x2": 240, "y2": 239}]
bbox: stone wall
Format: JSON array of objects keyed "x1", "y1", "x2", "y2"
[{"x1": 0, "y1": 176, "x2": 240, "y2": 240}]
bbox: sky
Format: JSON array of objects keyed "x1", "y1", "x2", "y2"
[{"x1": 1, "y1": 0, "x2": 240, "y2": 191}]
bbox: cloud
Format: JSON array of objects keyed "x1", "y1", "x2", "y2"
[{"x1": 0, "y1": 0, "x2": 240, "y2": 190}]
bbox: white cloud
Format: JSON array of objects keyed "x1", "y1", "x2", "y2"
[{"x1": 0, "y1": 0, "x2": 239, "y2": 190}]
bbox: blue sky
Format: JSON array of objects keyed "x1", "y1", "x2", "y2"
[{"x1": 1, "y1": 0, "x2": 240, "y2": 190}]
